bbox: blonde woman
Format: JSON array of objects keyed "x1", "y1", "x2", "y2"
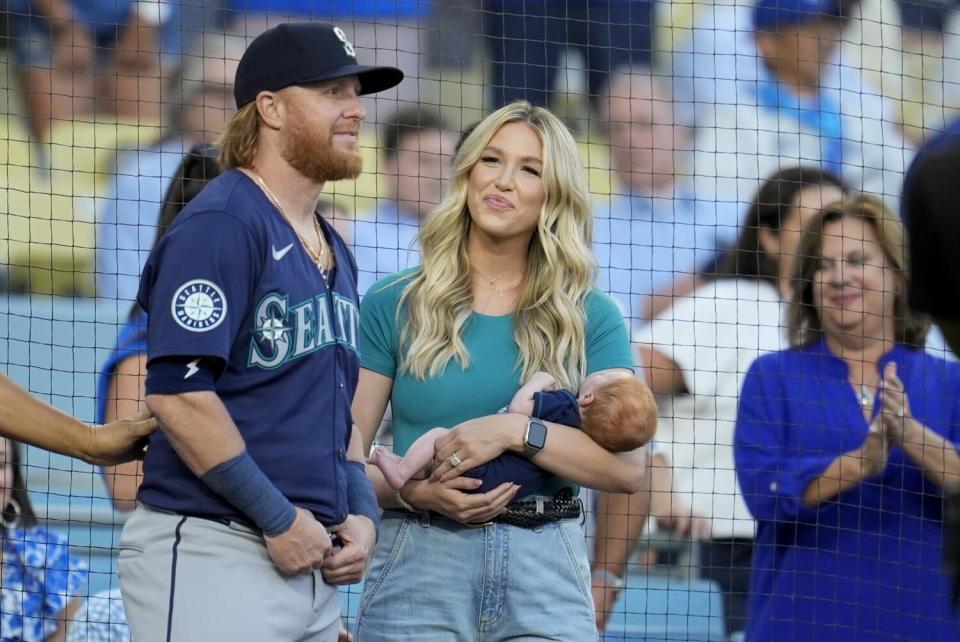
[{"x1": 353, "y1": 100, "x2": 645, "y2": 640}]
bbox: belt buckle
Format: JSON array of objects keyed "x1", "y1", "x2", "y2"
[{"x1": 464, "y1": 519, "x2": 495, "y2": 528}]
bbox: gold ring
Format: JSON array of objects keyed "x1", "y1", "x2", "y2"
[{"x1": 449, "y1": 452, "x2": 462, "y2": 467}]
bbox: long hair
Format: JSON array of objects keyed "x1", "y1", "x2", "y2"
[
  {"x1": 787, "y1": 194, "x2": 929, "y2": 348},
  {"x1": 718, "y1": 166, "x2": 846, "y2": 285},
  {"x1": 398, "y1": 101, "x2": 596, "y2": 389},
  {"x1": 128, "y1": 143, "x2": 222, "y2": 320},
  {"x1": 3, "y1": 439, "x2": 38, "y2": 530},
  {"x1": 217, "y1": 102, "x2": 260, "y2": 170}
]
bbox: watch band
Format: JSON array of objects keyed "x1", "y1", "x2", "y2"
[
  {"x1": 523, "y1": 417, "x2": 547, "y2": 458},
  {"x1": 592, "y1": 568, "x2": 625, "y2": 590}
]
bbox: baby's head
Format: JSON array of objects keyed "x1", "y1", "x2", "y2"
[{"x1": 579, "y1": 371, "x2": 657, "y2": 452}]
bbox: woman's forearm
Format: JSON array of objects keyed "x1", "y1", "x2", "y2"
[
  {"x1": 592, "y1": 463, "x2": 651, "y2": 577},
  {"x1": 896, "y1": 419, "x2": 960, "y2": 489},
  {"x1": 802, "y1": 448, "x2": 875, "y2": 507},
  {"x1": 0, "y1": 374, "x2": 90, "y2": 460},
  {"x1": 531, "y1": 420, "x2": 647, "y2": 493}
]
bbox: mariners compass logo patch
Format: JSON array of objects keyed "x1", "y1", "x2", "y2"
[{"x1": 171, "y1": 279, "x2": 227, "y2": 332}]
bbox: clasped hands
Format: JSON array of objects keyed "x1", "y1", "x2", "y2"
[
  {"x1": 403, "y1": 415, "x2": 523, "y2": 525},
  {"x1": 860, "y1": 362, "x2": 914, "y2": 476}
]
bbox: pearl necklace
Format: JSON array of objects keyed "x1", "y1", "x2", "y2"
[{"x1": 251, "y1": 171, "x2": 331, "y2": 279}]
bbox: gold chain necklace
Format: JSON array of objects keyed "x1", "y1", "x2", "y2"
[
  {"x1": 474, "y1": 266, "x2": 523, "y2": 297},
  {"x1": 251, "y1": 171, "x2": 330, "y2": 279}
]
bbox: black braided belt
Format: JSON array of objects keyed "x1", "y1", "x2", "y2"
[
  {"x1": 397, "y1": 488, "x2": 582, "y2": 529},
  {"x1": 494, "y1": 488, "x2": 582, "y2": 528}
]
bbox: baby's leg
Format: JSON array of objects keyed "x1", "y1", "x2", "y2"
[{"x1": 370, "y1": 427, "x2": 447, "y2": 490}]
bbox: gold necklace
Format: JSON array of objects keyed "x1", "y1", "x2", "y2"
[
  {"x1": 474, "y1": 266, "x2": 523, "y2": 297},
  {"x1": 251, "y1": 171, "x2": 330, "y2": 278}
]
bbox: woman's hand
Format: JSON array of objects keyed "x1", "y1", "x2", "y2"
[
  {"x1": 406, "y1": 476, "x2": 520, "y2": 524},
  {"x1": 430, "y1": 414, "x2": 524, "y2": 482},
  {"x1": 879, "y1": 362, "x2": 913, "y2": 444}
]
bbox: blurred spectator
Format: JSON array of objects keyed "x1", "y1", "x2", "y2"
[
  {"x1": 0, "y1": 437, "x2": 87, "y2": 641},
  {"x1": 735, "y1": 196, "x2": 960, "y2": 641},
  {"x1": 221, "y1": 1, "x2": 432, "y2": 123},
  {"x1": 95, "y1": 32, "x2": 242, "y2": 307},
  {"x1": 631, "y1": 167, "x2": 846, "y2": 636},
  {"x1": 8, "y1": 0, "x2": 168, "y2": 141},
  {"x1": 905, "y1": 124, "x2": 960, "y2": 356},
  {"x1": 903, "y1": 128, "x2": 960, "y2": 605},
  {"x1": 98, "y1": 144, "x2": 221, "y2": 513},
  {"x1": 896, "y1": 0, "x2": 960, "y2": 140},
  {"x1": 674, "y1": 0, "x2": 914, "y2": 219},
  {"x1": 594, "y1": 69, "x2": 739, "y2": 330},
  {"x1": 67, "y1": 588, "x2": 131, "y2": 642},
  {"x1": 481, "y1": 0, "x2": 654, "y2": 111},
  {"x1": 351, "y1": 107, "x2": 456, "y2": 296}
]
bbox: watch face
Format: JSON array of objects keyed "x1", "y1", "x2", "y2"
[{"x1": 527, "y1": 420, "x2": 548, "y2": 449}]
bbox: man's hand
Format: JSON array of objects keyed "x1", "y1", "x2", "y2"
[
  {"x1": 84, "y1": 410, "x2": 158, "y2": 465},
  {"x1": 321, "y1": 515, "x2": 377, "y2": 585},
  {"x1": 264, "y1": 507, "x2": 333, "y2": 575}
]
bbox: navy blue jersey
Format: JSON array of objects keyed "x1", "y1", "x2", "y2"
[
  {"x1": 137, "y1": 170, "x2": 359, "y2": 526},
  {"x1": 470, "y1": 389, "x2": 582, "y2": 495}
]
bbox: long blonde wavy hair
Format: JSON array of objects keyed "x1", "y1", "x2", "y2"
[{"x1": 397, "y1": 101, "x2": 596, "y2": 390}]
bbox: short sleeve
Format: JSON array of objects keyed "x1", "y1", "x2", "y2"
[
  {"x1": 358, "y1": 275, "x2": 404, "y2": 378},
  {"x1": 584, "y1": 290, "x2": 634, "y2": 374},
  {"x1": 138, "y1": 211, "x2": 262, "y2": 365},
  {"x1": 734, "y1": 357, "x2": 835, "y2": 524}
]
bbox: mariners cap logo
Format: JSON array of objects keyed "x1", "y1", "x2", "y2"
[
  {"x1": 171, "y1": 279, "x2": 227, "y2": 332},
  {"x1": 332, "y1": 25, "x2": 356, "y2": 58}
]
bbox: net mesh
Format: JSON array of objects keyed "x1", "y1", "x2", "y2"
[{"x1": 1, "y1": 0, "x2": 957, "y2": 639}]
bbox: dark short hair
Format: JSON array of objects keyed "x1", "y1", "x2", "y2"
[
  {"x1": 3, "y1": 440, "x2": 38, "y2": 530},
  {"x1": 787, "y1": 194, "x2": 929, "y2": 348},
  {"x1": 381, "y1": 107, "x2": 449, "y2": 160},
  {"x1": 717, "y1": 166, "x2": 846, "y2": 285}
]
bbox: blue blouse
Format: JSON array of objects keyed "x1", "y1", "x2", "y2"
[
  {"x1": 1, "y1": 527, "x2": 87, "y2": 642},
  {"x1": 735, "y1": 340, "x2": 960, "y2": 642}
]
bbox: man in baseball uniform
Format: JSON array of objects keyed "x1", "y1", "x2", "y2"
[{"x1": 119, "y1": 23, "x2": 402, "y2": 642}]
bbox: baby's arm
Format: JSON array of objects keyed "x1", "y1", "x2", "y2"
[{"x1": 508, "y1": 371, "x2": 557, "y2": 416}]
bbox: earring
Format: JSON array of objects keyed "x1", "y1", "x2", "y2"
[{"x1": 2, "y1": 497, "x2": 21, "y2": 530}]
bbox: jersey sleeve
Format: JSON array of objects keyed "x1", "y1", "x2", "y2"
[
  {"x1": 584, "y1": 289, "x2": 635, "y2": 375},
  {"x1": 358, "y1": 275, "x2": 404, "y2": 378},
  {"x1": 138, "y1": 211, "x2": 262, "y2": 365}
]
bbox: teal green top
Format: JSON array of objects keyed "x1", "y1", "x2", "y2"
[{"x1": 359, "y1": 268, "x2": 635, "y2": 496}]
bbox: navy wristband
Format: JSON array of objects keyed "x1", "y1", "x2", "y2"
[
  {"x1": 346, "y1": 461, "x2": 380, "y2": 530},
  {"x1": 201, "y1": 451, "x2": 297, "y2": 537}
]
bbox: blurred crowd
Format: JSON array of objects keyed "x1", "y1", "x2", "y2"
[{"x1": 3, "y1": 0, "x2": 960, "y2": 641}]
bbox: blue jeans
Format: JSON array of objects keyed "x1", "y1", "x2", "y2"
[{"x1": 356, "y1": 511, "x2": 597, "y2": 641}]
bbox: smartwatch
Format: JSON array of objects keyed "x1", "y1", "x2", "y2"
[{"x1": 523, "y1": 417, "x2": 548, "y2": 459}]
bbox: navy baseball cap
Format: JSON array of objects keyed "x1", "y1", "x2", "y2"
[
  {"x1": 233, "y1": 22, "x2": 404, "y2": 109},
  {"x1": 754, "y1": 0, "x2": 853, "y2": 29}
]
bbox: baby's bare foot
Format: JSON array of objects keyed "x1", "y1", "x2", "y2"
[{"x1": 371, "y1": 446, "x2": 408, "y2": 490}]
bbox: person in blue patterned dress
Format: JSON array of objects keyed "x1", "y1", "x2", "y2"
[{"x1": 1, "y1": 437, "x2": 87, "y2": 642}]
